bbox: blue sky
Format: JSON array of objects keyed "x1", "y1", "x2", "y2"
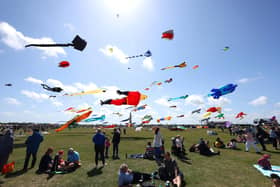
[{"x1": 0, "y1": 0, "x2": 280, "y2": 124}]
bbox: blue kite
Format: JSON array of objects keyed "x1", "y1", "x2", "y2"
[
  {"x1": 208, "y1": 84, "x2": 237, "y2": 99},
  {"x1": 83, "y1": 115, "x2": 105, "y2": 122},
  {"x1": 168, "y1": 95, "x2": 188, "y2": 102},
  {"x1": 125, "y1": 50, "x2": 152, "y2": 59}
]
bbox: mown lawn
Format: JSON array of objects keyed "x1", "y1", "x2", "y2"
[{"x1": 0, "y1": 127, "x2": 279, "y2": 187}]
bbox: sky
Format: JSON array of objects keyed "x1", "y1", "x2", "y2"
[{"x1": 0, "y1": 0, "x2": 280, "y2": 124}]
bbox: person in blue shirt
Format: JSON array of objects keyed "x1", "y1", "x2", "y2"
[
  {"x1": 92, "y1": 128, "x2": 106, "y2": 167},
  {"x1": 65, "y1": 147, "x2": 81, "y2": 171},
  {"x1": 23, "y1": 128, "x2": 44, "y2": 171}
]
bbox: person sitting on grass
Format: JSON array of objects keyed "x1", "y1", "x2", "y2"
[
  {"x1": 257, "y1": 154, "x2": 272, "y2": 170},
  {"x1": 214, "y1": 137, "x2": 226, "y2": 148},
  {"x1": 38, "y1": 147, "x2": 54, "y2": 173},
  {"x1": 144, "y1": 142, "x2": 154, "y2": 160},
  {"x1": 158, "y1": 152, "x2": 184, "y2": 187},
  {"x1": 198, "y1": 139, "x2": 220, "y2": 156},
  {"x1": 226, "y1": 139, "x2": 238, "y2": 149},
  {"x1": 65, "y1": 148, "x2": 81, "y2": 172},
  {"x1": 52, "y1": 150, "x2": 65, "y2": 172},
  {"x1": 118, "y1": 163, "x2": 154, "y2": 187}
]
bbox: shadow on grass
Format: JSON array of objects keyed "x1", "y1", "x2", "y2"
[
  {"x1": 265, "y1": 150, "x2": 280, "y2": 154},
  {"x1": 4, "y1": 169, "x2": 27, "y2": 178},
  {"x1": 13, "y1": 143, "x2": 26, "y2": 149},
  {"x1": 122, "y1": 137, "x2": 152, "y2": 141},
  {"x1": 87, "y1": 167, "x2": 103, "y2": 177}
]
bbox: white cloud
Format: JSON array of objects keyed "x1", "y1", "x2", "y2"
[
  {"x1": 0, "y1": 49, "x2": 4, "y2": 54},
  {"x1": 154, "y1": 97, "x2": 177, "y2": 107},
  {"x1": 21, "y1": 90, "x2": 49, "y2": 101},
  {"x1": 207, "y1": 97, "x2": 231, "y2": 106},
  {"x1": 0, "y1": 22, "x2": 66, "y2": 57},
  {"x1": 275, "y1": 102, "x2": 280, "y2": 107},
  {"x1": 142, "y1": 57, "x2": 154, "y2": 71},
  {"x1": 249, "y1": 96, "x2": 268, "y2": 106},
  {"x1": 224, "y1": 108, "x2": 233, "y2": 112},
  {"x1": 4, "y1": 97, "x2": 21, "y2": 105},
  {"x1": 99, "y1": 45, "x2": 129, "y2": 64},
  {"x1": 185, "y1": 95, "x2": 204, "y2": 106},
  {"x1": 237, "y1": 76, "x2": 263, "y2": 84},
  {"x1": 73, "y1": 82, "x2": 98, "y2": 91},
  {"x1": 24, "y1": 77, "x2": 43, "y2": 84},
  {"x1": 52, "y1": 101, "x2": 63, "y2": 107},
  {"x1": 238, "y1": 78, "x2": 249, "y2": 84},
  {"x1": 64, "y1": 23, "x2": 75, "y2": 32}
]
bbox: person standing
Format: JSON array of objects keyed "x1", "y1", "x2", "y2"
[
  {"x1": 269, "y1": 127, "x2": 278, "y2": 150},
  {"x1": 0, "y1": 129, "x2": 14, "y2": 172},
  {"x1": 153, "y1": 128, "x2": 164, "y2": 161},
  {"x1": 256, "y1": 125, "x2": 268, "y2": 151},
  {"x1": 112, "y1": 128, "x2": 121, "y2": 159},
  {"x1": 245, "y1": 128, "x2": 261, "y2": 153},
  {"x1": 23, "y1": 128, "x2": 44, "y2": 171},
  {"x1": 92, "y1": 128, "x2": 106, "y2": 167}
]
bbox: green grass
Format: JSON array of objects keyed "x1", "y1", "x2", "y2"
[{"x1": 1, "y1": 128, "x2": 279, "y2": 187}]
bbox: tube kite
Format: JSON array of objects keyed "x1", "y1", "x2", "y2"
[
  {"x1": 177, "y1": 115, "x2": 185, "y2": 118},
  {"x1": 192, "y1": 65, "x2": 199, "y2": 69},
  {"x1": 132, "y1": 104, "x2": 147, "y2": 112},
  {"x1": 55, "y1": 110, "x2": 92, "y2": 132},
  {"x1": 100, "y1": 90, "x2": 147, "y2": 106},
  {"x1": 223, "y1": 46, "x2": 230, "y2": 51},
  {"x1": 161, "y1": 62, "x2": 187, "y2": 71},
  {"x1": 215, "y1": 113, "x2": 225, "y2": 119},
  {"x1": 41, "y1": 84, "x2": 63, "y2": 93},
  {"x1": 168, "y1": 95, "x2": 188, "y2": 101},
  {"x1": 208, "y1": 84, "x2": 237, "y2": 99},
  {"x1": 164, "y1": 78, "x2": 173, "y2": 83},
  {"x1": 192, "y1": 108, "x2": 201, "y2": 114},
  {"x1": 169, "y1": 105, "x2": 177, "y2": 108},
  {"x1": 207, "y1": 107, "x2": 222, "y2": 113},
  {"x1": 4, "y1": 83, "x2": 12, "y2": 86},
  {"x1": 120, "y1": 118, "x2": 130, "y2": 122},
  {"x1": 84, "y1": 115, "x2": 105, "y2": 122},
  {"x1": 58, "y1": 61, "x2": 70, "y2": 68},
  {"x1": 125, "y1": 50, "x2": 152, "y2": 59},
  {"x1": 25, "y1": 35, "x2": 87, "y2": 51},
  {"x1": 113, "y1": 112, "x2": 123, "y2": 117},
  {"x1": 161, "y1": 30, "x2": 174, "y2": 40},
  {"x1": 236, "y1": 112, "x2": 246, "y2": 119},
  {"x1": 64, "y1": 89, "x2": 106, "y2": 96},
  {"x1": 157, "y1": 116, "x2": 172, "y2": 123}
]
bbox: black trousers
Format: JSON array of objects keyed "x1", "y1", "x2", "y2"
[
  {"x1": 24, "y1": 152, "x2": 37, "y2": 169},
  {"x1": 113, "y1": 143, "x2": 119, "y2": 157},
  {"x1": 105, "y1": 147, "x2": 109, "y2": 157},
  {"x1": 257, "y1": 138, "x2": 266, "y2": 150},
  {"x1": 132, "y1": 171, "x2": 152, "y2": 184},
  {"x1": 271, "y1": 138, "x2": 278, "y2": 148},
  {"x1": 95, "y1": 144, "x2": 105, "y2": 166}
]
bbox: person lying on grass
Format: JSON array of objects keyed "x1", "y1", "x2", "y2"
[
  {"x1": 144, "y1": 142, "x2": 154, "y2": 160},
  {"x1": 226, "y1": 139, "x2": 238, "y2": 149},
  {"x1": 38, "y1": 147, "x2": 53, "y2": 173},
  {"x1": 118, "y1": 163, "x2": 155, "y2": 187},
  {"x1": 214, "y1": 137, "x2": 225, "y2": 148},
  {"x1": 257, "y1": 154, "x2": 271, "y2": 170}
]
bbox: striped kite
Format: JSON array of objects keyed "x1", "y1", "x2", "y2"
[{"x1": 161, "y1": 62, "x2": 186, "y2": 70}]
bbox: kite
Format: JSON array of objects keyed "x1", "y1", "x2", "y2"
[
  {"x1": 203, "y1": 112, "x2": 212, "y2": 118},
  {"x1": 100, "y1": 90, "x2": 147, "y2": 106},
  {"x1": 164, "y1": 78, "x2": 173, "y2": 83},
  {"x1": 102, "y1": 124, "x2": 117, "y2": 129},
  {"x1": 125, "y1": 106, "x2": 134, "y2": 110},
  {"x1": 192, "y1": 65, "x2": 199, "y2": 69},
  {"x1": 75, "y1": 107, "x2": 92, "y2": 113},
  {"x1": 55, "y1": 110, "x2": 92, "y2": 132},
  {"x1": 223, "y1": 46, "x2": 230, "y2": 51},
  {"x1": 207, "y1": 107, "x2": 222, "y2": 113},
  {"x1": 144, "y1": 88, "x2": 150, "y2": 91},
  {"x1": 58, "y1": 61, "x2": 70, "y2": 68},
  {"x1": 41, "y1": 84, "x2": 63, "y2": 93},
  {"x1": 169, "y1": 105, "x2": 177, "y2": 108},
  {"x1": 64, "y1": 89, "x2": 106, "y2": 96},
  {"x1": 125, "y1": 50, "x2": 152, "y2": 59},
  {"x1": 161, "y1": 29, "x2": 174, "y2": 40},
  {"x1": 236, "y1": 112, "x2": 246, "y2": 119},
  {"x1": 65, "y1": 107, "x2": 75, "y2": 112},
  {"x1": 132, "y1": 104, "x2": 147, "y2": 112},
  {"x1": 84, "y1": 115, "x2": 105, "y2": 122},
  {"x1": 208, "y1": 83, "x2": 237, "y2": 99},
  {"x1": 192, "y1": 108, "x2": 201, "y2": 114},
  {"x1": 168, "y1": 95, "x2": 188, "y2": 101},
  {"x1": 49, "y1": 95, "x2": 56, "y2": 98},
  {"x1": 25, "y1": 35, "x2": 87, "y2": 51},
  {"x1": 150, "y1": 81, "x2": 162, "y2": 87},
  {"x1": 161, "y1": 62, "x2": 186, "y2": 70},
  {"x1": 157, "y1": 116, "x2": 172, "y2": 123},
  {"x1": 142, "y1": 115, "x2": 153, "y2": 124},
  {"x1": 215, "y1": 113, "x2": 225, "y2": 119},
  {"x1": 4, "y1": 83, "x2": 12, "y2": 86},
  {"x1": 120, "y1": 118, "x2": 130, "y2": 122},
  {"x1": 177, "y1": 115, "x2": 185, "y2": 118},
  {"x1": 113, "y1": 112, "x2": 123, "y2": 117}
]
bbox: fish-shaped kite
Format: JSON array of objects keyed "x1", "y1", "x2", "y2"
[
  {"x1": 207, "y1": 107, "x2": 222, "y2": 113},
  {"x1": 161, "y1": 29, "x2": 174, "y2": 40},
  {"x1": 191, "y1": 108, "x2": 201, "y2": 114},
  {"x1": 208, "y1": 84, "x2": 237, "y2": 99},
  {"x1": 168, "y1": 95, "x2": 188, "y2": 101},
  {"x1": 84, "y1": 115, "x2": 105, "y2": 122},
  {"x1": 161, "y1": 62, "x2": 187, "y2": 70},
  {"x1": 41, "y1": 84, "x2": 63, "y2": 93},
  {"x1": 125, "y1": 50, "x2": 152, "y2": 59},
  {"x1": 236, "y1": 112, "x2": 246, "y2": 119}
]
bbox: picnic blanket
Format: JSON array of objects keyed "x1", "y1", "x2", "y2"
[{"x1": 253, "y1": 164, "x2": 280, "y2": 177}]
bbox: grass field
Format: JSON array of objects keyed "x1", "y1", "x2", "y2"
[{"x1": 0, "y1": 127, "x2": 279, "y2": 187}]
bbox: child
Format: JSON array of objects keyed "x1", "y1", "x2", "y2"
[
  {"x1": 52, "y1": 150, "x2": 65, "y2": 172},
  {"x1": 214, "y1": 137, "x2": 225, "y2": 148},
  {"x1": 105, "y1": 137, "x2": 111, "y2": 159},
  {"x1": 227, "y1": 139, "x2": 237, "y2": 149},
  {"x1": 257, "y1": 154, "x2": 271, "y2": 170},
  {"x1": 144, "y1": 142, "x2": 154, "y2": 160}
]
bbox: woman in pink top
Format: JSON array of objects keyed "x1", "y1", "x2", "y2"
[{"x1": 245, "y1": 129, "x2": 261, "y2": 153}]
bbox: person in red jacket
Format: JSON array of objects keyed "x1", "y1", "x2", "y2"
[
  {"x1": 258, "y1": 154, "x2": 272, "y2": 170},
  {"x1": 101, "y1": 90, "x2": 147, "y2": 106}
]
